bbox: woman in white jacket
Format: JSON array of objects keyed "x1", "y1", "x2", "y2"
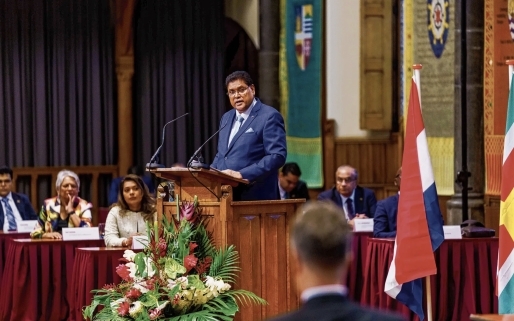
[{"x1": 104, "y1": 174, "x2": 156, "y2": 247}]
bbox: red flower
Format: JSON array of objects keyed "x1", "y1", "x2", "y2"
[
  {"x1": 146, "y1": 278, "x2": 156, "y2": 290},
  {"x1": 125, "y1": 288, "x2": 142, "y2": 300},
  {"x1": 102, "y1": 283, "x2": 116, "y2": 290},
  {"x1": 149, "y1": 308, "x2": 162, "y2": 320},
  {"x1": 184, "y1": 254, "x2": 198, "y2": 274},
  {"x1": 196, "y1": 257, "x2": 212, "y2": 276},
  {"x1": 116, "y1": 264, "x2": 131, "y2": 281},
  {"x1": 117, "y1": 301, "x2": 130, "y2": 316},
  {"x1": 180, "y1": 201, "x2": 195, "y2": 221},
  {"x1": 189, "y1": 242, "x2": 198, "y2": 254}
]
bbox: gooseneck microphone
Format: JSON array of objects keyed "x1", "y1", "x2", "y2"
[
  {"x1": 146, "y1": 113, "x2": 189, "y2": 169},
  {"x1": 187, "y1": 121, "x2": 228, "y2": 169}
]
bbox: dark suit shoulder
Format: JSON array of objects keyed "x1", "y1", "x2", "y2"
[{"x1": 266, "y1": 296, "x2": 405, "y2": 321}]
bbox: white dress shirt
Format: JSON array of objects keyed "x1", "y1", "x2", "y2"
[
  {"x1": 1, "y1": 193, "x2": 23, "y2": 232},
  {"x1": 339, "y1": 190, "x2": 356, "y2": 221}
]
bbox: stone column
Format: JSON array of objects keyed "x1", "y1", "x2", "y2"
[
  {"x1": 447, "y1": 0, "x2": 485, "y2": 224},
  {"x1": 114, "y1": 0, "x2": 136, "y2": 176},
  {"x1": 258, "y1": 0, "x2": 280, "y2": 109}
]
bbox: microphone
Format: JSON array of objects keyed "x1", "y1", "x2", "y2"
[
  {"x1": 146, "y1": 113, "x2": 189, "y2": 169},
  {"x1": 188, "y1": 121, "x2": 229, "y2": 169}
]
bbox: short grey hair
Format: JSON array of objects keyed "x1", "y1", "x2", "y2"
[
  {"x1": 55, "y1": 169, "x2": 80, "y2": 192},
  {"x1": 336, "y1": 165, "x2": 358, "y2": 180}
]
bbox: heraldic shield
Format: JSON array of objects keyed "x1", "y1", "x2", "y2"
[
  {"x1": 294, "y1": 4, "x2": 313, "y2": 70},
  {"x1": 427, "y1": 0, "x2": 450, "y2": 58}
]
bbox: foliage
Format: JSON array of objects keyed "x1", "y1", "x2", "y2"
[{"x1": 83, "y1": 196, "x2": 266, "y2": 320}]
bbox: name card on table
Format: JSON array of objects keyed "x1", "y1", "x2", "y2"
[
  {"x1": 443, "y1": 225, "x2": 462, "y2": 239},
  {"x1": 132, "y1": 236, "x2": 149, "y2": 250},
  {"x1": 62, "y1": 227, "x2": 100, "y2": 241},
  {"x1": 17, "y1": 220, "x2": 38, "y2": 233},
  {"x1": 353, "y1": 219, "x2": 374, "y2": 232}
]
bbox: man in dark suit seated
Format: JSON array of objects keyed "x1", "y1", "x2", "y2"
[
  {"x1": 373, "y1": 167, "x2": 401, "y2": 238},
  {"x1": 317, "y1": 165, "x2": 377, "y2": 226},
  {"x1": 266, "y1": 201, "x2": 405, "y2": 321},
  {"x1": 278, "y1": 162, "x2": 310, "y2": 200},
  {"x1": 0, "y1": 166, "x2": 37, "y2": 231}
]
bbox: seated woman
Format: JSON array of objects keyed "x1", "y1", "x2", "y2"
[
  {"x1": 104, "y1": 174, "x2": 156, "y2": 247},
  {"x1": 31, "y1": 169, "x2": 93, "y2": 239}
]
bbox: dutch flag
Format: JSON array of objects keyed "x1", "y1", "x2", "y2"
[{"x1": 384, "y1": 77, "x2": 445, "y2": 320}]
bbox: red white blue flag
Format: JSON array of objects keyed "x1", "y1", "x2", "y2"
[{"x1": 384, "y1": 77, "x2": 445, "y2": 320}]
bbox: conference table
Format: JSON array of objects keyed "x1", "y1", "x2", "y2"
[
  {"x1": 69, "y1": 247, "x2": 132, "y2": 321},
  {"x1": 361, "y1": 237, "x2": 499, "y2": 321},
  {"x1": 0, "y1": 238, "x2": 105, "y2": 321},
  {"x1": 0, "y1": 231, "x2": 30, "y2": 280}
]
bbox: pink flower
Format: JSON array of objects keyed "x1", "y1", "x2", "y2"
[
  {"x1": 149, "y1": 308, "x2": 162, "y2": 320},
  {"x1": 125, "y1": 288, "x2": 142, "y2": 300},
  {"x1": 117, "y1": 301, "x2": 130, "y2": 316},
  {"x1": 116, "y1": 264, "x2": 132, "y2": 281}
]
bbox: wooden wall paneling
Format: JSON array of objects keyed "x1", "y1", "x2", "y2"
[
  {"x1": 484, "y1": 195, "x2": 500, "y2": 236},
  {"x1": 360, "y1": 0, "x2": 393, "y2": 130}
]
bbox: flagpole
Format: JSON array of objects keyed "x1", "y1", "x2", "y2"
[{"x1": 413, "y1": 63, "x2": 434, "y2": 321}]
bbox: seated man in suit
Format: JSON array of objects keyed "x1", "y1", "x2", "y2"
[
  {"x1": 278, "y1": 162, "x2": 310, "y2": 200},
  {"x1": 317, "y1": 165, "x2": 377, "y2": 226},
  {"x1": 374, "y1": 167, "x2": 401, "y2": 238},
  {"x1": 0, "y1": 166, "x2": 37, "y2": 231},
  {"x1": 211, "y1": 71, "x2": 287, "y2": 201},
  {"x1": 266, "y1": 201, "x2": 405, "y2": 321}
]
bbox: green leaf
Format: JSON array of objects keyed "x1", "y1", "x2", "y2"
[
  {"x1": 134, "y1": 252, "x2": 147, "y2": 277},
  {"x1": 165, "y1": 257, "x2": 186, "y2": 279},
  {"x1": 208, "y1": 245, "x2": 240, "y2": 283},
  {"x1": 187, "y1": 275, "x2": 206, "y2": 290}
]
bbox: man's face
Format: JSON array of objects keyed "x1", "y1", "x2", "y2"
[
  {"x1": 227, "y1": 79, "x2": 255, "y2": 113},
  {"x1": 279, "y1": 172, "x2": 300, "y2": 193},
  {"x1": 0, "y1": 173, "x2": 13, "y2": 197},
  {"x1": 335, "y1": 168, "x2": 357, "y2": 197}
]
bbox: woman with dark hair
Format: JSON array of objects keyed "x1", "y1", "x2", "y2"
[{"x1": 104, "y1": 174, "x2": 156, "y2": 247}]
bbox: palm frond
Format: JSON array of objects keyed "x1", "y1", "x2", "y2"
[
  {"x1": 208, "y1": 245, "x2": 240, "y2": 283},
  {"x1": 192, "y1": 224, "x2": 215, "y2": 259}
]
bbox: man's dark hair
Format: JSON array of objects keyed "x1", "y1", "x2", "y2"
[
  {"x1": 292, "y1": 201, "x2": 351, "y2": 267},
  {"x1": 225, "y1": 71, "x2": 254, "y2": 88},
  {"x1": 0, "y1": 166, "x2": 13, "y2": 179},
  {"x1": 281, "y1": 162, "x2": 302, "y2": 177},
  {"x1": 127, "y1": 165, "x2": 144, "y2": 176}
]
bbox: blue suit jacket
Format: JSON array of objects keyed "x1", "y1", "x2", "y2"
[
  {"x1": 0, "y1": 192, "x2": 37, "y2": 228},
  {"x1": 211, "y1": 98, "x2": 287, "y2": 201},
  {"x1": 373, "y1": 194, "x2": 399, "y2": 238},
  {"x1": 317, "y1": 186, "x2": 377, "y2": 218}
]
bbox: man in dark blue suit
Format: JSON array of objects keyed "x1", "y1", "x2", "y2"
[
  {"x1": 266, "y1": 201, "x2": 405, "y2": 321},
  {"x1": 0, "y1": 166, "x2": 37, "y2": 231},
  {"x1": 278, "y1": 162, "x2": 310, "y2": 200},
  {"x1": 317, "y1": 165, "x2": 377, "y2": 226},
  {"x1": 211, "y1": 71, "x2": 287, "y2": 201},
  {"x1": 373, "y1": 167, "x2": 401, "y2": 238}
]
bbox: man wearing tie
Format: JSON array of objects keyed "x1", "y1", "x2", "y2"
[
  {"x1": 211, "y1": 71, "x2": 287, "y2": 201},
  {"x1": 278, "y1": 162, "x2": 310, "y2": 200},
  {"x1": 0, "y1": 166, "x2": 37, "y2": 232},
  {"x1": 317, "y1": 165, "x2": 377, "y2": 227}
]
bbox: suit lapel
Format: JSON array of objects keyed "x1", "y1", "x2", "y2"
[
  {"x1": 227, "y1": 100, "x2": 261, "y2": 152},
  {"x1": 219, "y1": 110, "x2": 236, "y2": 153}
]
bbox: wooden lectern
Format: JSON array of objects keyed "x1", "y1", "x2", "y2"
[{"x1": 150, "y1": 167, "x2": 304, "y2": 320}]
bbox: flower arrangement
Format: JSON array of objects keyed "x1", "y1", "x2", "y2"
[{"x1": 83, "y1": 195, "x2": 266, "y2": 320}]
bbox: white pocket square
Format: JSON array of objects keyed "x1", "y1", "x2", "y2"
[{"x1": 245, "y1": 128, "x2": 254, "y2": 133}]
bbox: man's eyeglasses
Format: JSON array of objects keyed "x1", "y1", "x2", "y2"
[
  {"x1": 336, "y1": 177, "x2": 355, "y2": 184},
  {"x1": 227, "y1": 86, "x2": 250, "y2": 97}
]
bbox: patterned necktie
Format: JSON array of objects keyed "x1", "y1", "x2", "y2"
[
  {"x1": 1, "y1": 198, "x2": 17, "y2": 231},
  {"x1": 346, "y1": 198, "x2": 355, "y2": 220},
  {"x1": 228, "y1": 116, "x2": 245, "y2": 146}
]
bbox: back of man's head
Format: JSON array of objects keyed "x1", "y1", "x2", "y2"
[
  {"x1": 281, "y1": 162, "x2": 302, "y2": 177},
  {"x1": 292, "y1": 201, "x2": 351, "y2": 268}
]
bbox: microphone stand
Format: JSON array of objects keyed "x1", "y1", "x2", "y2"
[
  {"x1": 146, "y1": 113, "x2": 189, "y2": 169},
  {"x1": 188, "y1": 122, "x2": 228, "y2": 169}
]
